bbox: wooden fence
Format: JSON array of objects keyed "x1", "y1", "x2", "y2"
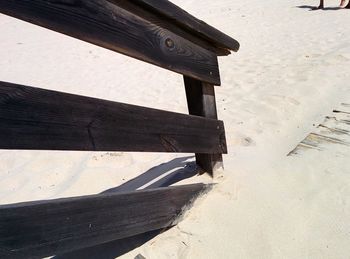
[{"x1": 0, "y1": 0, "x2": 239, "y2": 258}]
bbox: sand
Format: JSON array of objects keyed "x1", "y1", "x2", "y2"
[{"x1": 1, "y1": 0, "x2": 350, "y2": 258}]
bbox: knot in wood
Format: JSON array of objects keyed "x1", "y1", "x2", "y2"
[{"x1": 165, "y1": 38, "x2": 175, "y2": 49}]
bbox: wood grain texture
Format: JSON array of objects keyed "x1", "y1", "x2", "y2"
[
  {"x1": 128, "y1": 0, "x2": 240, "y2": 52},
  {"x1": 0, "y1": 81, "x2": 227, "y2": 154},
  {"x1": 106, "y1": 0, "x2": 231, "y2": 57},
  {"x1": 0, "y1": 0, "x2": 221, "y2": 85},
  {"x1": 0, "y1": 184, "x2": 210, "y2": 258},
  {"x1": 184, "y1": 76, "x2": 225, "y2": 176}
]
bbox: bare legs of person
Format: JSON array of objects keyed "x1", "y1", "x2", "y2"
[
  {"x1": 340, "y1": 0, "x2": 350, "y2": 8},
  {"x1": 313, "y1": 0, "x2": 349, "y2": 10}
]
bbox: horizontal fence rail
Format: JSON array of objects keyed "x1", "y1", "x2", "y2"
[
  {"x1": 0, "y1": 0, "x2": 221, "y2": 85},
  {"x1": 0, "y1": 184, "x2": 210, "y2": 258},
  {"x1": 131, "y1": 0, "x2": 240, "y2": 52},
  {"x1": 0, "y1": 81, "x2": 227, "y2": 154}
]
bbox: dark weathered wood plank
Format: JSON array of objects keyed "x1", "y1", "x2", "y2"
[
  {"x1": 0, "y1": 184, "x2": 211, "y2": 258},
  {"x1": 129, "y1": 0, "x2": 240, "y2": 53},
  {"x1": 0, "y1": 0, "x2": 220, "y2": 85},
  {"x1": 184, "y1": 76, "x2": 225, "y2": 176},
  {"x1": 0, "y1": 81, "x2": 227, "y2": 154},
  {"x1": 106, "y1": 0, "x2": 230, "y2": 57}
]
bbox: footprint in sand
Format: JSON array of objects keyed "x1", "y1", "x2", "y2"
[{"x1": 227, "y1": 133, "x2": 256, "y2": 147}]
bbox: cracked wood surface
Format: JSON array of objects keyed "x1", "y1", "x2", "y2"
[{"x1": 0, "y1": 81, "x2": 227, "y2": 154}]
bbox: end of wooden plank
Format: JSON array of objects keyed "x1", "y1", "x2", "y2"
[{"x1": 171, "y1": 183, "x2": 215, "y2": 225}]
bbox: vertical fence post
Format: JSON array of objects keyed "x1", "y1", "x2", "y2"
[{"x1": 183, "y1": 76, "x2": 224, "y2": 177}]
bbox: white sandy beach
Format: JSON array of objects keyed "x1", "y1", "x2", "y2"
[{"x1": 1, "y1": 0, "x2": 350, "y2": 258}]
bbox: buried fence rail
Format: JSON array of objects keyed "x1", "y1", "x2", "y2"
[
  {"x1": 0, "y1": 0, "x2": 239, "y2": 257},
  {"x1": 0, "y1": 184, "x2": 212, "y2": 258}
]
